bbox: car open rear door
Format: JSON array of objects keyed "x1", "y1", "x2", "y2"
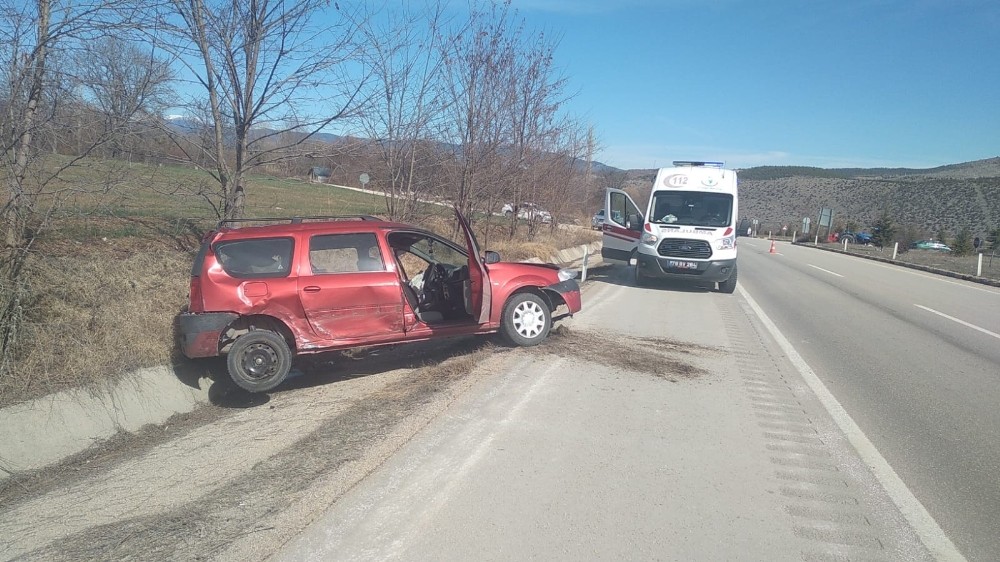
[
  {"x1": 454, "y1": 206, "x2": 492, "y2": 324},
  {"x1": 602, "y1": 188, "x2": 643, "y2": 264}
]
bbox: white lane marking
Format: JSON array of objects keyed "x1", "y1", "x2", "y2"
[
  {"x1": 739, "y1": 285, "x2": 967, "y2": 561},
  {"x1": 915, "y1": 305, "x2": 1000, "y2": 341},
  {"x1": 807, "y1": 264, "x2": 844, "y2": 278},
  {"x1": 857, "y1": 259, "x2": 1000, "y2": 296}
]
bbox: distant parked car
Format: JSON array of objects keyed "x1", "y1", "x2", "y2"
[
  {"x1": 502, "y1": 202, "x2": 552, "y2": 224},
  {"x1": 836, "y1": 231, "x2": 874, "y2": 245},
  {"x1": 591, "y1": 209, "x2": 605, "y2": 230},
  {"x1": 911, "y1": 240, "x2": 952, "y2": 252}
]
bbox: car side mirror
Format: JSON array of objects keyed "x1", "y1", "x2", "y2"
[{"x1": 483, "y1": 250, "x2": 501, "y2": 264}]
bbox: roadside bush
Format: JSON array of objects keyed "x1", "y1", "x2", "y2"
[
  {"x1": 872, "y1": 212, "x2": 896, "y2": 248},
  {"x1": 953, "y1": 227, "x2": 974, "y2": 256}
]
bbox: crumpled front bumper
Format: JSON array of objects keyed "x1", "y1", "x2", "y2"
[{"x1": 544, "y1": 279, "x2": 582, "y2": 314}]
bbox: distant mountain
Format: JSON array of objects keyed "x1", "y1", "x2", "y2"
[
  {"x1": 735, "y1": 157, "x2": 1000, "y2": 236},
  {"x1": 613, "y1": 157, "x2": 1000, "y2": 237}
]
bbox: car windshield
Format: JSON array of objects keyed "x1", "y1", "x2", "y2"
[{"x1": 649, "y1": 191, "x2": 733, "y2": 228}]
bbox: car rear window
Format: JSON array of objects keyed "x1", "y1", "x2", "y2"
[{"x1": 214, "y1": 237, "x2": 294, "y2": 279}]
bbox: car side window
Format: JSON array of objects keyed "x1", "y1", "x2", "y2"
[
  {"x1": 215, "y1": 237, "x2": 294, "y2": 279},
  {"x1": 309, "y1": 233, "x2": 384, "y2": 274}
]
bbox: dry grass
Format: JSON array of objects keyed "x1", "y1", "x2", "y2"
[{"x1": 3, "y1": 238, "x2": 191, "y2": 404}]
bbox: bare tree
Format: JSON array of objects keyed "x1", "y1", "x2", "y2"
[
  {"x1": 1, "y1": 0, "x2": 138, "y2": 382},
  {"x1": 437, "y1": 0, "x2": 517, "y2": 222},
  {"x1": 436, "y1": 0, "x2": 579, "y2": 241},
  {"x1": 502, "y1": 27, "x2": 568, "y2": 237},
  {"x1": 152, "y1": 0, "x2": 368, "y2": 219},
  {"x1": 355, "y1": 2, "x2": 451, "y2": 221},
  {"x1": 73, "y1": 35, "x2": 175, "y2": 161}
]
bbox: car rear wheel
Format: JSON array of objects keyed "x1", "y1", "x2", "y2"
[
  {"x1": 500, "y1": 293, "x2": 551, "y2": 346},
  {"x1": 227, "y1": 330, "x2": 293, "y2": 392}
]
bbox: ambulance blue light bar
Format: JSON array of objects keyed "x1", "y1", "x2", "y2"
[{"x1": 672, "y1": 161, "x2": 725, "y2": 168}]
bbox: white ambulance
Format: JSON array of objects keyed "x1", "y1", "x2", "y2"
[{"x1": 601, "y1": 161, "x2": 739, "y2": 293}]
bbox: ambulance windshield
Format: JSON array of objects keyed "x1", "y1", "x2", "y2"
[{"x1": 650, "y1": 191, "x2": 733, "y2": 228}]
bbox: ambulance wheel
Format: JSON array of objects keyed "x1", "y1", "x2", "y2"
[
  {"x1": 718, "y1": 266, "x2": 738, "y2": 294},
  {"x1": 633, "y1": 262, "x2": 646, "y2": 286}
]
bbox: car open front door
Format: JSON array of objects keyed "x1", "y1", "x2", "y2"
[
  {"x1": 454, "y1": 206, "x2": 492, "y2": 324},
  {"x1": 602, "y1": 188, "x2": 642, "y2": 264}
]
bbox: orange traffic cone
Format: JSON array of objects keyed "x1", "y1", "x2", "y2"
[{"x1": 769, "y1": 239, "x2": 776, "y2": 254}]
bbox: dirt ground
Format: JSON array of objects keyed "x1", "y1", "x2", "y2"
[{"x1": 0, "y1": 319, "x2": 707, "y2": 561}]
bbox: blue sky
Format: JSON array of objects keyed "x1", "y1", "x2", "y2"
[{"x1": 513, "y1": 0, "x2": 1000, "y2": 170}]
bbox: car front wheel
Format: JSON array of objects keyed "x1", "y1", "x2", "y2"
[
  {"x1": 500, "y1": 293, "x2": 552, "y2": 346},
  {"x1": 227, "y1": 330, "x2": 293, "y2": 392}
]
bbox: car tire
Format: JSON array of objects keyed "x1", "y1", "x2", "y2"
[
  {"x1": 718, "y1": 266, "x2": 737, "y2": 294},
  {"x1": 504, "y1": 210, "x2": 513, "y2": 218},
  {"x1": 227, "y1": 330, "x2": 293, "y2": 392},
  {"x1": 500, "y1": 292, "x2": 551, "y2": 347}
]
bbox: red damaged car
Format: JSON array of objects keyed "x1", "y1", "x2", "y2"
[{"x1": 178, "y1": 208, "x2": 581, "y2": 392}]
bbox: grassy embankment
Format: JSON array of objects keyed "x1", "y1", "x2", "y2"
[{"x1": 1, "y1": 158, "x2": 598, "y2": 407}]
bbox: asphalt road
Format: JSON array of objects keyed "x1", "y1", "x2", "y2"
[
  {"x1": 275, "y1": 261, "x2": 936, "y2": 562},
  {"x1": 737, "y1": 238, "x2": 1000, "y2": 561},
  {"x1": 6, "y1": 239, "x2": 993, "y2": 561}
]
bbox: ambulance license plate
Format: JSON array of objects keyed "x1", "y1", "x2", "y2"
[{"x1": 667, "y1": 260, "x2": 698, "y2": 270}]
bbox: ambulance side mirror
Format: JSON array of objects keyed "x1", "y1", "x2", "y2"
[{"x1": 627, "y1": 213, "x2": 643, "y2": 231}]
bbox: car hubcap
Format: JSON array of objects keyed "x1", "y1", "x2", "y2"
[
  {"x1": 243, "y1": 343, "x2": 278, "y2": 379},
  {"x1": 513, "y1": 301, "x2": 545, "y2": 338}
]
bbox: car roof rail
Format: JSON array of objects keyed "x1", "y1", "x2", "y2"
[{"x1": 217, "y1": 215, "x2": 382, "y2": 229}]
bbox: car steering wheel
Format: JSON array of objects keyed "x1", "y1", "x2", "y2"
[{"x1": 419, "y1": 263, "x2": 444, "y2": 308}]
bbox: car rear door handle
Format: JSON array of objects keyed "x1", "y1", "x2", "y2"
[{"x1": 303, "y1": 286, "x2": 321, "y2": 293}]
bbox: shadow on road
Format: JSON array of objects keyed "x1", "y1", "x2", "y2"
[{"x1": 584, "y1": 263, "x2": 716, "y2": 293}]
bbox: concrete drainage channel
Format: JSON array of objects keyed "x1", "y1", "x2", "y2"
[{"x1": 0, "y1": 241, "x2": 602, "y2": 481}]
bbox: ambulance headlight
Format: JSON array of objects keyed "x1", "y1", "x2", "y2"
[
  {"x1": 641, "y1": 232, "x2": 658, "y2": 245},
  {"x1": 715, "y1": 234, "x2": 736, "y2": 250}
]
